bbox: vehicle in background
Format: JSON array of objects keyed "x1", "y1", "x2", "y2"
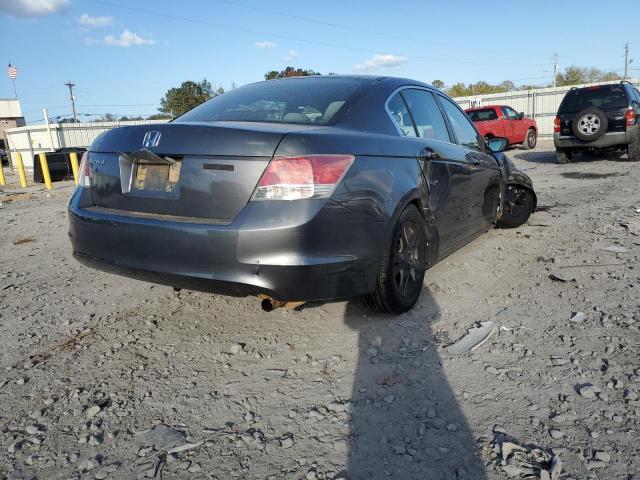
[
  {"x1": 34, "y1": 147, "x2": 87, "y2": 183},
  {"x1": 69, "y1": 76, "x2": 536, "y2": 315},
  {"x1": 0, "y1": 149, "x2": 7, "y2": 166},
  {"x1": 554, "y1": 81, "x2": 640, "y2": 163},
  {"x1": 465, "y1": 105, "x2": 538, "y2": 150}
]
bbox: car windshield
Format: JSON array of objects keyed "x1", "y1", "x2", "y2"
[
  {"x1": 177, "y1": 77, "x2": 367, "y2": 125},
  {"x1": 558, "y1": 85, "x2": 628, "y2": 113},
  {"x1": 466, "y1": 108, "x2": 498, "y2": 121}
]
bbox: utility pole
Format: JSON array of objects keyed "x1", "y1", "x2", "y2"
[
  {"x1": 552, "y1": 52, "x2": 559, "y2": 87},
  {"x1": 623, "y1": 43, "x2": 630, "y2": 80},
  {"x1": 65, "y1": 81, "x2": 78, "y2": 123}
]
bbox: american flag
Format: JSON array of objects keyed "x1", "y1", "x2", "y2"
[{"x1": 8, "y1": 64, "x2": 17, "y2": 79}]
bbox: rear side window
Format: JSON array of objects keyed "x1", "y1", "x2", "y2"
[
  {"x1": 467, "y1": 108, "x2": 498, "y2": 121},
  {"x1": 439, "y1": 96, "x2": 482, "y2": 151},
  {"x1": 401, "y1": 89, "x2": 450, "y2": 142},
  {"x1": 387, "y1": 93, "x2": 417, "y2": 137},
  {"x1": 558, "y1": 85, "x2": 629, "y2": 113},
  {"x1": 177, "y1": 77, "x2": 367, "y2": 125}
]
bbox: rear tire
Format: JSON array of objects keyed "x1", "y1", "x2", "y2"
[
  {"x1": 362, "y1": 205, "x2": 427, "y2": 315},
  {"x1": 555, "y1": 149, "x2": 572, "y2": 164},
  {"x1": 522, "y1": 128, "x2": 537, "y2": 150},
  {"x1": 497, "y1": 185, "x2": 534, "y2": 228},
  {"x1": 628, "y1": 132, "x2": 640, "y2": 162}
]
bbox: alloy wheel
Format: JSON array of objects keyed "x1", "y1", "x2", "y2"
[
  {"x1": 577, "y1": 114, "x2": 600, "y2": 136},
  {"x1": 391, "y1": 221, "x2": 421, "y2": 298}
]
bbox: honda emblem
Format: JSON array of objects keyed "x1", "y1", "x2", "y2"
[{"x1": 142, "y1": 131, "x2": 161, "y2": 148}]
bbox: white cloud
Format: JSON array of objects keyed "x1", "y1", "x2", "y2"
[
  {"x1": 285, "y1": 49, "x2": 299, "y2": 61},
  {"x1": 78, "y1": 13, "x2": 113, "y2": 27},
  {"x1": 104, "y1": 29, "x2": 155, "y2": 47},
  {"x1": 353, "y1": 54, "x2": 408, "y2": 72},
  {"x1": 255, "y1": 40, "x2": 277, "y2": 49},
  {"x1": 0, "y1": 0, "x2": 69, "y2": 17}
]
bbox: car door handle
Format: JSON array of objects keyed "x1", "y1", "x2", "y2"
[{"x1": 418, "y1": 147, "x2": 438, "y2": 160}]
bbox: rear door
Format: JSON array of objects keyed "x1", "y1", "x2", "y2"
[
  {"x1": 439, "y1": 95, "x2": 501, "y2": 234},
  {"x1": 389, "y1": 88, "x2": 471, "y2": 250}
]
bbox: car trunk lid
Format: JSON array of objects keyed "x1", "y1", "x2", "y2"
[{"x1": 87, "y1": 122, "x2": 294, "y2": 223}]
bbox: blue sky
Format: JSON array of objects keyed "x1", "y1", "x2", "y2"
[{"x1": 1, "y1": 0, "x2": 636, "y2": 123}]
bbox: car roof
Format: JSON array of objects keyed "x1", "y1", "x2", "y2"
[{"x1": 246, "y1": 75, "x2": 435, "y2": 91}]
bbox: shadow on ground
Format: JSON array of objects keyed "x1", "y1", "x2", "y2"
[{"x1": 340, "y1": 288, "x2": 486, "y2": 480}]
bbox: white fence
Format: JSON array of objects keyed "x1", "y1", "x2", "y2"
[
  {"x1": 5, "y1": 119, "x2": 169, "y2": 172},
  {"x1": 454, "y1": 78, "x2": 640, "y2": 138}
]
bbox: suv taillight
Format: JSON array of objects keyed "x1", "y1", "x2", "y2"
[
  {"x1": 553, "y1": 116, "x2": 561, "y2": 133},
  {"x1": 626, "y1": 108, "x2": 636, "y2": 127},
  {"x1": 252, "y1": 154, "x2": 354, "y2": 201},
  {"x1": 78, "y1": 151, "x2": 91, "y2": 188}
]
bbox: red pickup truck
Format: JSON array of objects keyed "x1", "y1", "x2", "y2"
[{"x1": 465, "y1": 105, "x2": 538, "y2": 150}]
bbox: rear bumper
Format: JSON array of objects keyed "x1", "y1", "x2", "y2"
[
  {"x1": 67, "y1": 189, "x2": 386, "y2": 301},
  {"x1": 554, "y1": 126, "x2": 638, "y2": 150}
]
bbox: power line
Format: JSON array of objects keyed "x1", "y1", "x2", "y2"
[
  {"x1": 209, "y1": 0, "x2": 550, "y2": 58},
  {"x1": 88, "y1": 0, "x2": 541, "y2": 68}
]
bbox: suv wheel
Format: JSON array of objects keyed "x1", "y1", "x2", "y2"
[
  {"x1": 556, "y1": 149, "x2": 573, "y2": 164},
  {"x1": 572, "y1": 108, "x2": 608, "y2": 141},
  {"x1": 629, "y1": 132, "x2": 640, "y2": 162},
  {"x1": 362, "y1": 205, "x2": 427, "y2": 315},
  {"x1": 522, "y1": 128, "x2": 537, "y2": 150}
]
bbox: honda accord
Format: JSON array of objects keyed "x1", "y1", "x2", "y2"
[{"x1": 68, "y1": 76, "x2": 536, "y2": 314}]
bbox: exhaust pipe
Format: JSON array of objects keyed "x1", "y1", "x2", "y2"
[{"x1": 259, "y1": 296, "x2": 305, "y2": 312}]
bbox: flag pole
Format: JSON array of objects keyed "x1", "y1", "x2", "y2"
[{"x1": 12, "y1": 78, "x2": 17, "y2": 98}]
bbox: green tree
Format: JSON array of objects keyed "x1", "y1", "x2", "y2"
[
  {"x1": 119, "y1": 115, "x2": 144, "y2": 121},
  {"x1": 158, "y1": 79, "x2": 224, "y2": 117},
  {"x1": 555, "y1": 65, "x2": 621, "y2": 87},
  {"x1": 147, "y1": 113, "x2": 173, "y2": 120},
  {"x1": 431, "y1": 79, "x2": 445, "y2": 89},
  {"x1": 98, "y1": 113, "x2": 118, "y2": 122},
  {"x1": 264, "y1": 66, "x2": 320, "y2": 80}
]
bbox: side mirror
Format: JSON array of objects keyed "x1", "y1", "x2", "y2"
[
  {"x1": 487, "y1": 136, "x2": 508, "y2": 153},
  {"x1": 518, "y1": 112, "x2": 525, "y2": 120}
]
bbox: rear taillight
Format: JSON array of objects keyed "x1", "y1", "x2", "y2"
[
  {"x1": 626, "y1": 107, "x2": 636, "y2": 127},
  {"x1": 553, "y1": 116, "x2": 561, "y2": 133},
  {"x1": 252, "y1": 154, "x2": 354, "y2": 201},
  {"x1": 78, "y1": 151, "x2": 91, "y2": 188}
]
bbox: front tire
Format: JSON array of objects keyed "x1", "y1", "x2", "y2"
[
  {"x1": 497, "y1": 185, "x2": 534, "y2": 228},
  {"x1": 362, "y1": 205, "x2": 427, "y2": 315},
  {"x1": 522, "y1": 128, "x2": 537, "y2": 150}
]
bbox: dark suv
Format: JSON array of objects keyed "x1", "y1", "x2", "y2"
[{"x1": 554, "y1": 81, "x2": 640, "y2": 163}]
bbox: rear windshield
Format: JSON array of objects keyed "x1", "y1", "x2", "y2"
[
  {"x1": 177, "y1": 77, "x2": 368, "y2": 125},
  {"x1": 466, "y1": 108, "x2": 498, "y2": 121},
  {"x1": 558, "y1": 85, "x2": 628, "y2": 113}
]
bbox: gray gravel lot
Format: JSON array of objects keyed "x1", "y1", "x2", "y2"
[{"x1": 1, "y1": 142, "x2": 639, "y2": 479}]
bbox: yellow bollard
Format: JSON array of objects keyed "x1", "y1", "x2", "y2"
[
  {"x1": 69, "y1": 151, "x2": 79, "y2": 186},
  {"x1": 0, "y1": 161, "x2": 5, "y2": 186},
  {"x1": 38, "y1": 153, "x2": 53, "y2": 190},
  {"x1": 15, "y1": 152, "x2": 27, "y2": 188}
]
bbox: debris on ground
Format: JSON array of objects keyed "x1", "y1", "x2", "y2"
[
  {"x1": 493, "y1": 434, "x2": 562, "y2": 479},
  {"x1": 446, "y1": 321, "x2": 495, "y2": 354}
]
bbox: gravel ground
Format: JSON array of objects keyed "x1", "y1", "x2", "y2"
[{"x1": 1, "y1": 141, "x2": 639, "y2": 480}]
